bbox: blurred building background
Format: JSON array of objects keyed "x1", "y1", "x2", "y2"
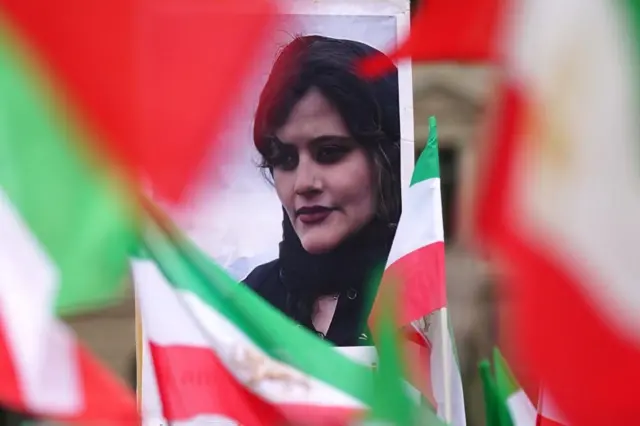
[
  {"x1": 65, "y1": 63, "x2": 498, "y2": 426},
  {"x1": 412, "y1": 64, "x2": 497, "y2": 426}
]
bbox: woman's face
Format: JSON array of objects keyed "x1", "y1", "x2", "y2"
[{"x1": 272, "y1": 88, "x2": 376, "y2": 254}]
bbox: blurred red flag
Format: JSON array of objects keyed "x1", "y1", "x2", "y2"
[
  {"x1": 359, "y1": 0, "x2": 505, "y2": 77},
  {"x1": 471, "y1": 0, "x2": 640, "y2": 424},
  {"x1": 1, "y1": 0, "x2": 280, "y2": 202}
]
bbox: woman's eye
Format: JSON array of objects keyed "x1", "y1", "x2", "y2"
[
  {"x1": 272, "y1": 151, "x2": 298, "y2": 171},
  {"x1": 316, "y1": 145, "x2": 348, "y2": 164}
]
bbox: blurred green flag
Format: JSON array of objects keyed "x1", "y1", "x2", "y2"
[{"x1": 480, "y1": 348, "x2": 537, "y2": 426}]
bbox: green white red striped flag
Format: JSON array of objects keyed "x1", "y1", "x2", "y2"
[
  {"x1": 480, "y1": 348, "x2": 547, "y2": 426},
  {"x1": 371, "y1": 117, "x2": 465, "y2": 426},
  {"x1": 473, "y1": 0, "x2": 640, "y2": 424},
  {"x1": 493, "y1": 349, "x2": 536, "y2": 426},
  {"x1": 136, "y1": 208, "x2": 440, "y2": 426},
  {"x1": 137, "y1": 208, "x2": 432, "y2": 425},
  {"x1": 0, "y1": 9, "x2": 139, "y2": 422},
  {"x1": 372, "y1": 116, "x2": 445, "y2": 326}
]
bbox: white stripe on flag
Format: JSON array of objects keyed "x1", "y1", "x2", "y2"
[
  {"x1": 507, "y1": 390, "x2": 536, "y2": 426},
  {"x1": 136, "y1": 261, "x2": 366, "y2": 409},
  {"x1": 425, "y1": 311, "x2": 466, "y2": 426},
  {"x1": 0, "y1": 189, "x2": 81, "y2": 413},
  {"x1": 172, "y1": 416, "x2": 237, "y2": 425},
  {"x1": 386, "y1": 177, "x2": 444, "y2": 266}
]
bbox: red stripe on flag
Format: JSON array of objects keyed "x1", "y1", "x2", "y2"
[
  {"x1": 0, "y1": 313, "x2": 27, "y2": 411},
  {"x1": 134, "y1": 0, "x2": 281, "y2": 201},
  {"x1": 403, "y1": 339, "x2": 437, "y2": 409},
  {"x1": 149, "y1": 343, "x2": 362, "y2": 425},
  {"x1": 0, "y1": 314, "x2": 138, "y2": 423},
  {"x1": 70, "y1": 344, "x2": 139, "y2": 424},
  {"x1": 472, "y1": 82, "x2": 541, "y2": 404},
  {"x1": 374, "y1": 242, "x2": 446, "y2": 326},
  {"x1": 476, "y1": 83, "x2": 640, "y2": 425},
  {"x1": 399, "y1": 327, "x2": 438, "y2": 409},
  {"x1": 403, "y1": 326, "x2": 431, "y2": 349},
  {"x1": 0, "y1": 0, "x2": 280, "y2": 201},
  {"x1": 281, "y1": 404, "x2": 362, "y2": 426},
  {"x1": 537, "y1": 415, "x2": 566, "y2": 426},
  {"x1": 0, "y1": 0, "x2": 136, "y2": 177},
  {"x1": 149, "y1": 343, "x2": 284, "y2": 425},
  {"x1": 473, "y1": 84, "x2": 523, "y2": 249},
  {"x1": 359, "y1": 0, "x2": 506, "y2": 77}
]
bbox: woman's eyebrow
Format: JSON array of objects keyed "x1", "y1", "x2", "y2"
[
  {"x1": 307, "y1": 135, "x2": 353, "y2": 145},
  {"x1": 266, "y1": 135, "x2": 290, "y2": 147},
  {"x1": 271, "y1": 135, "x2": 353, "y2": 147}
]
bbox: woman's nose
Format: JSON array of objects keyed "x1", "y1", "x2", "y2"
[{"x1": 293, "y1": 157, "x2": 321, "y2": 195}]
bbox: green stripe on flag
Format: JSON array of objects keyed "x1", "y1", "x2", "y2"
[
  {"x1": 624, "y1": 0, "x2": 640, "y2": 86},
  {"x1": 143, "y1": 207, "x2": 377, "y2": 407},
  {"x1": 368, "y1": 289, "x2": 417, "y2": 425},
  {"x1": 411, "y1": 116, "x2": 440, "y2": 185},
  {"x1": 479, "y1": 360, "x2": 514, "y2": 426},
  {"x1": 0, "y1": 14, "x2": 138, "y2": 314},
  {"x1": 493, "y1": 348, "x2": 520, "y2": 399},
  {"x1": 623, "y1": 0, "x2": 640, "y2": 166}
]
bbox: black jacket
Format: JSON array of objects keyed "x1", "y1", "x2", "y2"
[{"x1": 243, "y1": 259, "x2": 373, "y2": 347}]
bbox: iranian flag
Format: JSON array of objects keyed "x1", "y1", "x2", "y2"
[
  {"x1": 474, "y1": 0, "x2": 640, "y2": 424},
  {"x1": 371, "y1": 117, "x2": 465, "y2": 426},
  {"x1": 374, "y1": 116, "x2": 446, "y2": 325},
  {"x1": 492, "y1": 349, "x2": 536, "y2": 426},
  {"x1": 0, "y1": 7, "x2": 138, "y2": 422},
  {"x1": 135, "y1": 208, "x2": 431, "y2": 425},
  {"x1": 138, "y1": 210, "x2": 371, "y2": 425},
  {"x1": 479, "y1": 360, "x2": 512, "y2": 426},
  {"x1": 479, "y1": 348, "x2": 540, "y2": 426}
]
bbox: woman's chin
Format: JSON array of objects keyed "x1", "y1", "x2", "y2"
[{"x1": 300, "y1": 235, "x2": 341, "y2": 255}]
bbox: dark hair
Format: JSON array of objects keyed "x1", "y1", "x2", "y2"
[{"x1": 253, "y1": 35, "x2": 401, "y2": 224}]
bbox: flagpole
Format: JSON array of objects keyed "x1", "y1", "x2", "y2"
[
  {"x1": 439, "y1": 307, "x2": 453, "y2": 424},
  {"x1": 135, "y1": 298, "x2": 143, "y2": 412}
]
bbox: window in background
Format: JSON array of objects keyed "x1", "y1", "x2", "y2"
[{"x1": 439, "y1": 146, "x2": 459, "y2": 243}]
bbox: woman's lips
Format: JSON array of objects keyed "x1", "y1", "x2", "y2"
[
  {"x1": 296, "y1": 206, "x2": 334, "y2": 224},
  {"x1": 298, "y1": 210, "x2": 332, "y2": 224}
]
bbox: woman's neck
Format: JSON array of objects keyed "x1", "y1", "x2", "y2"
[{"x1": 278, "y1": 213, "x2": 395, "y2": 331}]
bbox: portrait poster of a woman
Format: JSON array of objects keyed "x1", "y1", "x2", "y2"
[{"x1": 244, "y1": 35, "x2": 403, "y2": 346}]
